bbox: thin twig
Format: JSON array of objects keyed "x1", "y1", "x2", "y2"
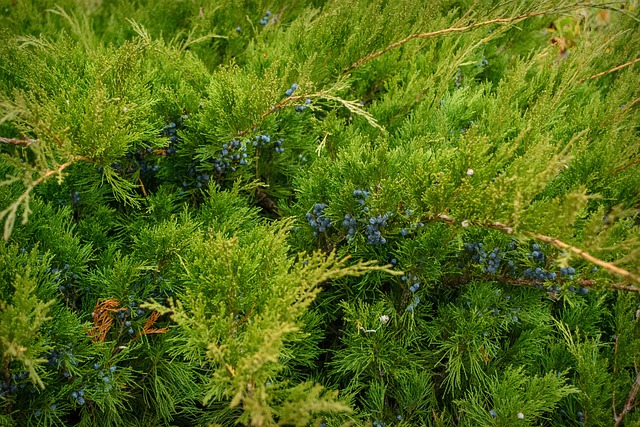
[
  {"x1": 579, "y1": 57, "x2": 640, "y2": 84},
  {"x1": 0, "y1": 137, "x2": 35, "y2": 147},
  {"x1": 612, "y1": 158, "x2": 640, "y2": 175},
  {"x1": 138, "y1": 176, "x2": 147, "y2": 197},
  {"x1": 237, "y1": 95, "x2": 307, "y2": 137},
  {"x1": 434, "y1": 216, "x2": 640, "y2": 288},
  {"x1": 529, "y1": 232, "x2": 640, "y2": 285},
  {"x1": 614, "y1": 371, "x2": 640, "y2": 426},
  {"x1": 346, "y1": 5, "x2": 591, "y2": 71}
]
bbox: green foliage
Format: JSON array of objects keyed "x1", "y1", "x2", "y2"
[{"x1": 0, "y1": 0, "x2": 640, "y2": 426}]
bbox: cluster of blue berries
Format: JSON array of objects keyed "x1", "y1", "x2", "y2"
[
  {"x1": 295, "y1": 98, "x2": 311, "y2": 112},
  {"x1": 70, "y1": 389, "x2": 85, "y2": 405},
  {"x1": 523, "y1": 267, "x2": 556, "y2": 282},
  {"x1": 462, "y1": 241, "x2": 596, "y2": 296},
  {"x1": 406, "y1": 295, "x2": 421, "y2": 312},
  {"x1": 454, "y1": 68, "x2": 463, "y2": 89},
  {"x1": 252, "y1": 134, "x2": 271, "y2": 147},
  {"x1": 259, "y1": 10, "x2": 271, "y2": 25},
  {"x1": 274, "y1": 138, "x2": 285, "y2": 153},
  {"x1": 401, "y1": 273, "x2": 421, "y2": 293},
  {"x1": 46, "y1": 343, "x2": 78, "y2": 374},
  {"x1": 373, "y1": 420, "x2": 386, "y2": 427},
  {"x1": 125, "y1": 147, "x2": 162, "y2": 176},
  {"x1": 341, "y1": 214, "x2": 358, "y2": 236},
  {"x1": 285, "y1": 82, "x2": 298, "y2": 97},
  {"x1": 464, "y1": 242, "x2": 506, "y2": 274},
  {"x1": 161, "y1": 119, "x2": 185, "y2": 156},
  {"x1": 478, "y1": 54, "x2": 489, "y2": 67},
  {"x1": 366, "y1": 214, "x2": 389, "y2": 245},
  {"x1": 352, "y1": 189, "x2": 370, "y2": 205},
  {"x1": 306, "y1": 204, "x2": 332, "y2": 236},
  {"x1": 0, "y1": 371, "x2": 28, "y2": 397},
  {"x1": 94, "y1": 364, "x2": 117, "y2": 392},
  {"x1": 48, "y1": 264, "x2": 83, "y2": 294},
  {"x1": 71, "y1": 191, "x2": 80, "y2": 204},
  {"x1": 211, "y1": 138, "x2": 248, "y2": 175}
]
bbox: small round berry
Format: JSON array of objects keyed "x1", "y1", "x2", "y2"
[{"x1": 489, "y1": 409, "x2": 497, "y2": 418}]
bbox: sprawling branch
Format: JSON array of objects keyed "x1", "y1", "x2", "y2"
[
  {"x1": 579, "y1": 57, "x2": 640, "y2": 84},
  {"x1": 614, "y1": 371, "x2": 640, "y2": 427},
  {"x1": 0, "y1": 137, "x2": 35, "y2": 147},
  {"x1": 346, "y1": 3, "x2": 609, "y2": 72},
  {"x1": 431, "y1": 214, "x2": 640, "y2": 288}
]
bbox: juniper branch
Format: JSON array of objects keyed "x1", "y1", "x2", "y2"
[
  {"x1": 614, "y1": 371, "x2": 640, "y2": 426},
  {"x1": 346, "y1": 3, "x2": 606, "y2": 71},
  {"x1": 0, "y1": 137, "x2": 35, "y2": 147},
  {"x1": 431, "y1": 214, "x2": 640, "y2": 287},
  {"x1": 528, "y1": 232, "x2": 640, "y2": 285},
  {"x1": 579, "y1": 57, "x2": 640, "y2": 84}
]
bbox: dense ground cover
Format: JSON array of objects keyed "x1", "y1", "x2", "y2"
[{"x1": 0, "y1": 1, "x2": 640, "y2": 426}]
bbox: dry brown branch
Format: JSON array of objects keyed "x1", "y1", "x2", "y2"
[
  {"x1": 614, "y1": 371, "x2": 640, "y2": 426},
  {"x1": 138, "y1": 176, "x2": 147, "y2": 197},
  {"x1": 579, "y1": 57, "x2": 640, "y2": 84},
  {"x1": 612, "y1": 158, "x2": 640, "y2": 175},
  {"x1": 133, "y1": 310, "x2": 168, "y2": 341},
  {"x1": 347, "y1": 5, "x2": 589, "y2": 71},
  {"x1": 0, "y1": 137, "x2": 35, "y2": 147},
  {"x1": 90, "y1": 299, "x2": 122, "y2": 342}
]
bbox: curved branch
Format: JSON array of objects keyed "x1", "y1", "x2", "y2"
[
  {"x1": 579, "y1": 57, "x2": 640, "y2": 84},
  {"x1": 346, "y1": 3, "x2": 605, "y2": 72},
  {"x1": 0, "y1": 137, "x2": 35, "y2": 147},
  {"x1": 433, "y1": 215, "x2": 640, "y2": 288}
]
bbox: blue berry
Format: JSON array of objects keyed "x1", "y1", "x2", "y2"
[
  {"x1": 128, "y1": 328, "x2": 134, "y2": 335},
  {"x1": 490, "y1": 409, "x2": 497, "y2": 418},
  {"x1": 93, "y1": 363, "x2": 100, "y2": 370},
  {"x1": 77, "y1": 396, "x2": 85, "y2": 405},
  {"x1": 71, "y1": 391, "x2": 78, "y2": 399}
]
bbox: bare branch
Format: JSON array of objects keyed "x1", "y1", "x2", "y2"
[
  {"x1": 529, "y1": 232, "x2": 640, "y2": 285},
  {"x1": 0, "y1": 137, "x2": 35, "y2": 147},
  {"x1": 433, "y1": 215, "x2": 640, "y2": 289},
  {"x1": 579, "y1": 57, "x2": 640, "y2": 84},
  {"x1": 614, "y1": 372, "x2": 640, "y2": 426},
  {"x1": 346, "y1": 4, "x2": 603, "y2": 72}
]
